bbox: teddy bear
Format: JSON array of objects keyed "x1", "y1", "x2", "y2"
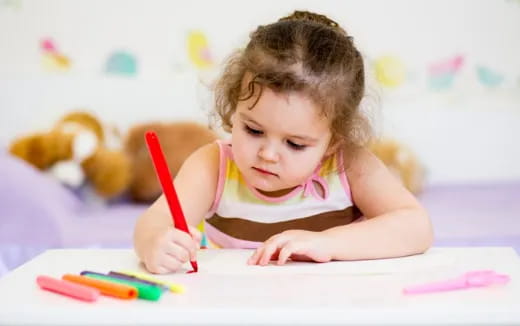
[
  {"x1": 369, "y1": 138, "x2": 425, "y2": 194},
  {"x1": 124, "y1": 121, "x2": 218, "y2": 202},
  {"x1": 9, "y1": 111, "x2": 132, "y2": 200}
]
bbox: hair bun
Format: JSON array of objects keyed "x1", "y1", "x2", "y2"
[{"x1": 279, "y1": 10, "x2": 346, "y2": 34}]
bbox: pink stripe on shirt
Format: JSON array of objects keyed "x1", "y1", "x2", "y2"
[{"x1": 205, "y1": 222, "x2": 262, "y2": 249}]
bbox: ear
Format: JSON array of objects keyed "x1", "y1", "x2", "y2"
[{"x1": 230, "y1": 111, "x2": 237, "y2": 127}]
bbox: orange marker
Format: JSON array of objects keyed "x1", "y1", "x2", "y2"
[{"x1": 62, "y1": 274, "x2": 138, "y2": 300}]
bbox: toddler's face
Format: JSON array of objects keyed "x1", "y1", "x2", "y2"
[{"x1": 230, "y1": 86, "x2": 332, "y2": 196}]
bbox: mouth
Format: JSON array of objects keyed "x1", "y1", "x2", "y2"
[{"x1": 252, "y1": 167, "x2": 278, "y2": 177}]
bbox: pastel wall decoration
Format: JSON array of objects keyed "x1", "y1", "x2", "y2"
[
  {"x1": 428, "y1": 55, "x2": 464, "y2": 91},
  {"x1": 105, "y1": 51, "x2": 138, "y2": 76},
  {"x1": 373, "y1": 56, "x2": 406, "y2": 88},
  {"x1": 0, "y1": 0, "x2": 22, "y2": 10},
  {"x1": 476, "y1": 65, "x2": 504, "y2": 88},
  {"x1": 40, "y1": 38, "x2": 71, "y2": 72},
  {"x1": 186, "y1": 30, "x2": 214, "y2": 69}
]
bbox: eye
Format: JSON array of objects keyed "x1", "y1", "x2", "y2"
[
  {"x1": 287, "y1": 140, "x2": 306, "y2": 151},
  {"x1": 245, "y1": 125, "x2": 263, "y2": 136}
]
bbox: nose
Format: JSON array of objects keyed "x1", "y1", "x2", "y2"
[{"x1": 258, "y1": 142, "x2": 279, "y2": 163}]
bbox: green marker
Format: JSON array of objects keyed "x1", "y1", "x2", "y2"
[{"x1": 82, "y1": 272, "x2": 162, "y2": 301}]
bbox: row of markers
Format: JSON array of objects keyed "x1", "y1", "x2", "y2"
[{"x1": 36, "y1": 270, "x2": 185, "y2": 302}]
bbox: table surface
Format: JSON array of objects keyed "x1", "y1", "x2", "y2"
[{"x1": 0, "y1": 247, "x2": 519, "y2": 325}]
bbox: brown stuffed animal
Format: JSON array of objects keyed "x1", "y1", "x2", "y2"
[
  {"x1": 9, "y1": 111, "x2": 132, "y2": 199},
  {"x1": 369, "y1": 139, "x2": 425, "y2": 194},
  {"x1": 124, "y1": 121, "x2": 218, "y2": 202}
]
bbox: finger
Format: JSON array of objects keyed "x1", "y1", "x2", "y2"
[
  {"x1": 144, "y1": 259, "x2": 163, "y2": 274},
  {"x1": 188, "y1": 225, "x2": 202, "y2": 244},
  {"x1": 154, "y1": 266, "x2": 170, "y2": 274},
  {"x1": 169, "y1": 229, "x2": 199, "y2": 259},
  {"x1": 259, "y1": 242, "x2": 281, "y2": 266},
  {"x1": 247, "y1": 246, "x2": 264, "y2": 265},
  {"x1": 163, "y1": 240, "x2": 190, "y2": 263},
  {"x1": 144, "y1": 249, "x2": 165, "y2": 274},
  {"x1": 145, "y1": 252, "x2": 180, "y2": 274},
  {"x1": 259, "y1": 234, "x2": 289, "y2": 266},
  {"x1": 277, "y1": 242, "x2": 297, "y2": 265},
  {"x1": 159, "y1": 253, "x2": 184, "y2": 273}
]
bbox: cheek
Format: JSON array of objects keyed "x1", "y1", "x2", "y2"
[
  {"x1": 231, "y1": 130, "x2": 253, "y2": 162},
  {"x1": 287, "y1": 151, "x2": 325, "y2": 178}
]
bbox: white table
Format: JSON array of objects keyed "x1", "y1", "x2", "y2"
[{"x1": 0, "y1": 247, "x2": 519, "y2": 325}]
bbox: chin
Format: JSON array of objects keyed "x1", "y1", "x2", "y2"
[
  {"x1": 250, "y1": 177, "x2": 298, "y2": 194},
  {"x1": 248, "y1": 178, "x2": 276, "y2": 191}
]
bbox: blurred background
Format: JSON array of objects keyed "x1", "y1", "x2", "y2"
[{"x1": 1, "y1": 0, "x2": 519, "y2": 276}]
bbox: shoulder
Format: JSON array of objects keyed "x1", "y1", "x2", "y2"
[
  {"x1": 165, "y1": 141, "x2": 222, "y2": 225},
  {"x1": 343, "y1": 146, "x2": 385, "y2": 179},
  {"x1": 175, "y1": 142, "x2": 221, "y2": 196},
  {"x1": 173, "y1": 142, "x2": 222, "y2": 218},
  {"x1": 179, "y1": 142, "x2": 221, "y2": 180},
  {"x1": 343, "y1": 146, "x2": 422, "y2": 217}
]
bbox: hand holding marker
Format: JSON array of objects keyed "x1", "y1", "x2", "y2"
[{"x1": 145, "y1": 130, "x2": 199, "y2": 273}]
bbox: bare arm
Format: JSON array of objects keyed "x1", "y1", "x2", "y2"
[
  {"x1": 133, "y1": 142, "x2": 220, "y2": 271},
  {"x1": 324, "y1": 148, "x2": 434, "y2": 260}
]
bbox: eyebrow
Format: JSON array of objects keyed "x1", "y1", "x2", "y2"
[{"x1": 239, "y1": 112, "x2": 319, "y2": 143}]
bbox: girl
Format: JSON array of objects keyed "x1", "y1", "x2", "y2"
[{"x1": 134, "y1": 10, "x2": 433, "y2": 274}]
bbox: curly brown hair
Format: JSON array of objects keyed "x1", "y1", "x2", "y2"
[{"x1": 213, "y1": 10, "x2": 372, "y2": 159}]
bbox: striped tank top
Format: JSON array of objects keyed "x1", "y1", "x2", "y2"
[{"x1": 204, "y1": 140, "x2": 361, "y2": 248}]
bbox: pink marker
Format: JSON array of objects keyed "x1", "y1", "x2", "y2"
[
  {"x1": 36, "y1": 275, "x2": 100, "y2": 302},
  {"x1": 403, "y1": 270, "x2": 510, "y2": 295}
]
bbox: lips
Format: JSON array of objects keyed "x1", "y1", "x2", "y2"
[{"x1": 252, "y1": 167, "x2": 277, "y2": 176}]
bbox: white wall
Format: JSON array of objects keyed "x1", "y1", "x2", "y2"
[{"x1": 1, "y1": 0, "x2": 519, "y2": 184}]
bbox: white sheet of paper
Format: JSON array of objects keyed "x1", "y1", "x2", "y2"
[{"x1": 180, "y1": 248, "x2": 457, "y2": 275}]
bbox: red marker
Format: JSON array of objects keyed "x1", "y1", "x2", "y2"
[{"x1": 145, "y1": 131, "x2": 198, "y2": 273}]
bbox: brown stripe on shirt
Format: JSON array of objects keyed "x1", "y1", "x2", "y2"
[{"x1": 206, "y1": 206, "x2": 361, "y2": 242}]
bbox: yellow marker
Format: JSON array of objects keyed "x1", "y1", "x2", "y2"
[{"x1": 118, "y1": 270, "x2": 186, "y2": 294}]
